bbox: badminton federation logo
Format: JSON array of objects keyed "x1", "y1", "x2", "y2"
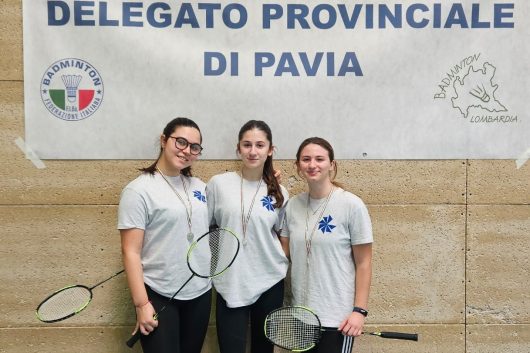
[{"x1": 40, "y1": 58, "x2": 104, "y2": 121}]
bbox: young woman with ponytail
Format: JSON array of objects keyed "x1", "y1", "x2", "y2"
[{"x1": 206, "y1": 120, "x2": 289, "y2": 353}]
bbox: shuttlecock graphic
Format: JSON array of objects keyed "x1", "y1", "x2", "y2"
[
  {"x1": 469, "y1": 84, "x2": 490, "y2": 103},
  {"x1": 61, "y1": 75, "x2": 83, "y2": 103}
]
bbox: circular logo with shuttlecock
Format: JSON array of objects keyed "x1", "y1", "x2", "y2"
[{"x1": 40, "y1": 58, "x2": 104, "y2": 121}]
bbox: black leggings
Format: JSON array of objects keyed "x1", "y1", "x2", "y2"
[
  {"x1": 308, "y1": 330, "x2": 354, "y2": 353},
  {"x1": 140, "y1": 285, "x2": 212, "y2": 353},
  {"x1": 216, "y1": 280, "x2": 284, "y2": 353}
]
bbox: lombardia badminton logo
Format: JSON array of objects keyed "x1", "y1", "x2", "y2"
[
  {"x1": 40, "y1": 58, "x2": 104, "y2": 121},
  {"x1": 434, "y1": 53, "x2": 517, "y2": 124}
]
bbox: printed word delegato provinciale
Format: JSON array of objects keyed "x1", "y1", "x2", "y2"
[{"x1": 46, "y1": 1, "x2": 515, "y2": 30}]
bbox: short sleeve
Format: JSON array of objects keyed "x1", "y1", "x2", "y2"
[
  {"x1": 205, "y1": 178, "x2": 217, "y2": 226},
  {"x1": 117, "y1": 187, "x2": 148, "y2": 230},
  {"x1": 348, "y1": 199, "x2": 373, "y2": 245},
  {"x1": 279, "y1": 201, "x2": 291, "y2": 238},
  {"x1": 274, "y1": 186, "x2": 289, "y2": 232}
]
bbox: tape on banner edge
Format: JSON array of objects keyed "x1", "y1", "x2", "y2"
[
  {"x1": 515, "y1": 147, "x2": 530, "y2": 170},
  {"x1": 14, "y1": 137, "x2": 46, "y2": 169}
]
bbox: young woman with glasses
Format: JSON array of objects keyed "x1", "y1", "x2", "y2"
[
  {"x1": 118, "y1": 117, "x2": 210, "y2": 353},
  {"x1": 206, "y1": 120, "x2": 289, "y2": 353}
]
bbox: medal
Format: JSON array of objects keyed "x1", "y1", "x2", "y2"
[
  {"x1": 156, "y1": 167, "x2": 194, "y2": 243},
  {"x1": 240, "y1": 172, "x2": 263, "y2": 246}
]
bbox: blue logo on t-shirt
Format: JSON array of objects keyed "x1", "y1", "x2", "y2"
[
  {"x1": 318, "y1": 215, "x2": 336, "y2": 233},
  {"x1": 193, "y1": 190, "x2": 206, "y2": 203},
  {"x1": 261, "y1": 196, "x2": 275, "y2": 211}
]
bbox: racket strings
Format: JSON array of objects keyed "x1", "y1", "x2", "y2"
[
  {"x1": 188, "y1": 229, "x2": 239, "y2": 278},
  {"x1": 37, "y1": 286, "x2": 92, "y2": 322},
  {"x1": 265, "y1": 307, "x2": 321, "y2": 350}
]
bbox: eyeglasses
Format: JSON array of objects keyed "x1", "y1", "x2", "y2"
[{"x1": 168, "y1": 136, "x2": 203, "y2": 155}]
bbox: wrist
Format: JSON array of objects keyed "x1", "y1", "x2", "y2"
[
  {"x1": 352, "y1": 306, "x2": 368, "y2": 317},
  {"x1": 135, "y1": 299, "x2": 151, "y2": 308}
]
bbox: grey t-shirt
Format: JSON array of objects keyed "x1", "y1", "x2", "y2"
[
  {"x1": 118, "y1": 172, "x2": 211, "y2": 299},
  {"x1": 281, "y1": 188, "x2": 373, "y2": 327},
  {"x1": 206, "y1": 171, "x2": 289, "y2": 307}
]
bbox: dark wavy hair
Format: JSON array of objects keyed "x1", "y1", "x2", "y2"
[
  {"x1": 140, "y1": 117, "x2": 202, "y2": 177},
  {"x1": 238, "y1": 120, "x2": 284, "y2": 207},
  {"x1": 295, "y1": 137, "x2": 340, "y2": 187}
]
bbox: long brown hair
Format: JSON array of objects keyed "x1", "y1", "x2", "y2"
[
  {"x1": 238, "y1": 120, "x2": 284, "y2": 207},
  {"x1": 140, "y1": 117, "x2": 202, "y2": 177},
  {"x1": 295, "y1": 137, "x2": 341, "y2": 187}
]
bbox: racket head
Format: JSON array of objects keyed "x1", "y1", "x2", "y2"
[
  {"x1": 264, "y1": 306, "x2": 322, "y2": 352},
  {"x1": 187, "y1": 227, "x2": 240, "y2": 278},
  {"x1": 36, "y1": 285, "x2": 93, "y2": 323}
]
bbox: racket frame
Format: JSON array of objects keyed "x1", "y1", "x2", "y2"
[
  {"x1": 186, "y1": 227, "x2": 240, "y2": 279},
  {"x1": 265, "y1": 305, "x2": 419, "y2": 351},
  {"x1": 35, "y1": 269, "x2": 125, "y2": 323},
  {"x1": 35, "y1": 284, "x2": 93, "y2": 323},
  {"x1": 264, "y1": 305, "x2": 323, "y2": 352}
]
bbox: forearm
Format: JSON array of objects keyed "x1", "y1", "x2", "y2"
[
  {"x1": 121, "y1": 229, "x2": 159, "y2": 335},
  {"x1": 338, "y1": 244, "x2": 372, "y2": 336},
  {"x1": 279, "y1": 236, "x2": 290, "y2": 260},
  {"x1": 352, "y1": 243, "x2": 373, "y2": 309},
  {"x1": 123, "y1": 250, "x2": 148, "y2": 306},
  {"x1": 353, "y1": 260, "x2": 372, "y2": 309},
  {"x1": 120, "y1": 229, "x2": 148, "y2": 306}
]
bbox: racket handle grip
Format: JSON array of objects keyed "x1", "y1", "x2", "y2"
[
  {"x1": 126, "y1": 331, "x2": 142, "y2": 348},
  {"x1": 379, "y1": 331, "x2": 418, "y2": 341}
]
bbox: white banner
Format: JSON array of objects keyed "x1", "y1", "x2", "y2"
[{"x1": 23, "y1": 0, "x2": 529, "y2": 159}]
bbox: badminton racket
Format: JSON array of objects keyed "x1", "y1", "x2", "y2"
[
  {"x1": 264, "y1": 306, "x2": 418, "y2": 352},
  {"x1": 36, "y1": 269, "x2": 125, "y2": 323},
  {"x1": 126, "y1": 227, "x2": 240, "y2": 348}
]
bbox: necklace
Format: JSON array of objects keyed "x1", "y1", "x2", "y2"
[
  {"x1": 156, "y1": 166, "x2": 194, "y2": 242},
  {"x1": 240, "y1": 171, "x2": 263, "y2": 246},
  {"x1": 302, "y1": 186, "x2": 335, "y2": 306},
  {"x1": 308, "y1": 197, "x2": 326, "y2": 215},
  {"x1": 304, "y1": 186, "x2": 335, "y2": 260}
]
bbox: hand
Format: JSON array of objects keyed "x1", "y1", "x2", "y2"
[
  {"x1": 337, "y1": 312, "x2": 365, "y2": 337},
  {"x1": 134, "y1": 302, "x2": 158, "y2": 336},
  {"x1": 273, "y1": 168, "x2": 282, "y2": 184}
]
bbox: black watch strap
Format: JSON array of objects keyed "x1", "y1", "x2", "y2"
[{"x1": 353, "y1": 306, "x2": 368, "y2": 317}]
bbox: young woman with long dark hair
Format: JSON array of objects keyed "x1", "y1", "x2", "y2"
[{"x1": 206, "y1": 120, "x2": 289, "y2": 353}]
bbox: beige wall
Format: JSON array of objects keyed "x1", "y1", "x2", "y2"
[{"x1": 1, "y1": 1, "x2": 529, "y2": 352}]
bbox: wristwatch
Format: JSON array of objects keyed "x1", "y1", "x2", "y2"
[{"x1": 353, "y1": 306, "x2": 368, "y2": 317}]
